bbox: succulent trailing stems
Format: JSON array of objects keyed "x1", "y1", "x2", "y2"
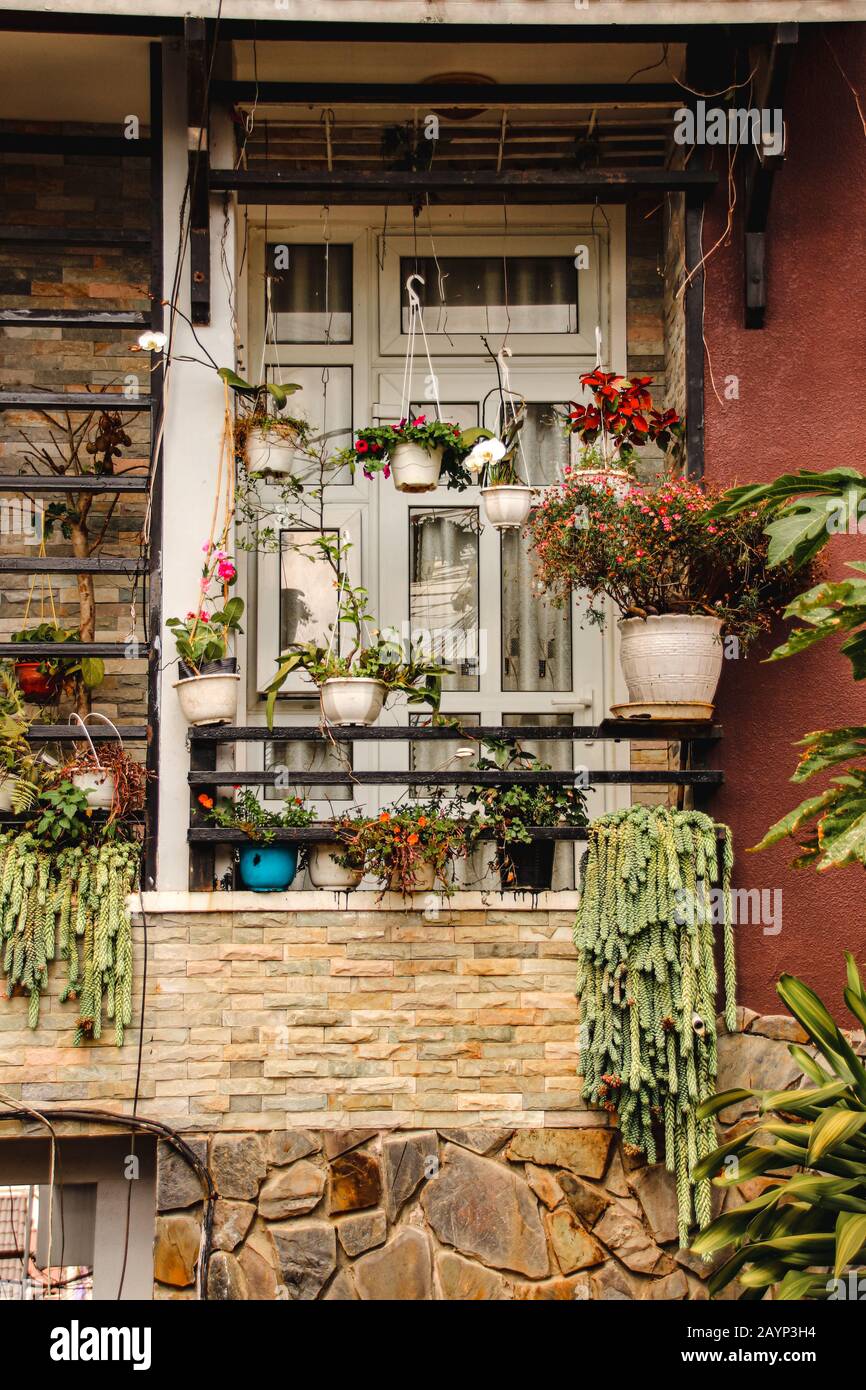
[{"x1": 573, "y1": 806, "x2": 736, "y2": 1245}]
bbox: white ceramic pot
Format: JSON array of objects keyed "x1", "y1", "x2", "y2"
[
  {"x1": 576, "y1": 467, "x2": 634, "y2": 504},
  {"x1": 320, "y1": 677, "x2": 387, "y2": 727},
  {"x1": 173, "y1": 671, "x2": 240, "y2": 726},
  {"x1": 389, "y1": 442, "x2": 443, "y2": 493},
  {"x1": 244, "y1": 427, "x2": 300, "y2": 475},
  {"x1": 307, "y1": 842, "x2": 364, "y2": 890},
  {"x1": 0, "y1": 775, "x2": 17, "y2": 812},
  {"x1": 389, "y1": 860, "x2": 437, "y2": 893},
  {"x1": 480, "y1": 485, "x2": 534, "y2": 530},
  {"x1": 72, "y1": 768, "x2": 116, "y2": 810},
  {"x1": 618, "y1": 615, "x2": 724, "y2": 708}
]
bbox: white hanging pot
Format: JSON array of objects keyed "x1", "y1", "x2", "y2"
[
  {"x1": 320, "y1": 677, "x2": 387, "y2": 727},
  {"x1": 244, "y1": 426, "x2": 300, "y2": 476},
  {"x1": 389, "y1": 442, "x2": 443, "y2": 494},
  {"x1": 174, "y1": 671, "x2": 240, "y2": 726},
  {"x1": 576, "y1": 468, "x2": 634, "y2": 504},
  {"x1": 480, "y1": 485, "x2": 534, "y2": 530},
  {"x1": 0, "y1": 774, "x2": 18, "y2": 812},
  {"x1": 307, "y1": 842, "x2": 364, "y2": 890},
  {"x1": 617, "y1": 615, "x2": 723, "y2": 714},
  {"x1": 73, "y1": 768, "x2": 115, "y2": 810}
]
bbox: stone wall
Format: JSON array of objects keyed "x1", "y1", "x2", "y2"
[{"x1": 151, "y1": 1004, "x2": 808, "y2": 1303}]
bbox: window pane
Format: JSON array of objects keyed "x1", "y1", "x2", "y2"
[
  {"x1": 279, "y1": 527, "x2": 340, "y2": 652},
  {"x1": 269, "y1": 243, "x2": 352, "y2": 343},
  {"x1": 264, "y1": 739, "x2": 351, "y2": 804},
  {"x1": 409, "y1": 508, "x2": 480, "y2": 693},
  {"x1": 501, "y1": 402, "x2": 572, "y2": 692},
  {"x1": 401, "y1": 255, "x2": 577, "y2": 336},
  {"x1": 267, "y1": 364, "x2": 353, "y2": 464},
  {"x1": 409, "y1": 712, "x2": 479, "y2": 781}
]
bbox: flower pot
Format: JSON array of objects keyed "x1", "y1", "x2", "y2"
[
  {"x1": 244, "y1": 427, "x2": 300, "y2": 476},
  {"x1": 14, "y1": 661, "x2": 61, "y2": 703},
  {"x1": 617, "y1": 614, "x2": 723, "y2": 710},
  {"x1": 0, "y1": 775, "x2": 18, "y2": 812},
  {"x1": 480, "y1": 485, "x2": 534, "y2": 530},
  {"x1": 498, "y1": 839, "x2": 555, "y2": 892},
  {"x1": 575, "y1": 468, "x2": 634, "y2": 504},
  {"x1": 320, "y1": 677, "x2": 387, "y2": 727},
  {"x1": 238, "y1": 843, "x2": 298, "y2": 892},
  {"x1": 72, "y1": 768, "x2": 115, "y2": 811},
  {"x1": 389, "y1": 442, "x2": 444, "y2": 493},
  {"x1": 173, "y1": 671, "x2": 240, "y2": 726},
  {"x1": 389, "y1": 860, "x2": 437, "y2": 893},
  {"x1": 177, "y1": 656, "x2": 238, "y2": 681},
  {"x1": 307, "y1": 842, "x2": 364, "y2": 890}
]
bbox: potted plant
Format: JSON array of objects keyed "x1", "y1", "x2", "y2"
[
  {"x1": 464, "y1": 403, "x2": 535, "y2": 530},
  {"x1": 266, "y1": 535, "x2": 449, "y2": 728},
  {"x1": 467, "y1": 740, "x2": 588, "y2": 891},
  {"x1": 333, "y1": 799, "x2": 468, "y2": 897},
  {"x1": 563, "y1": 369, "x2": 684, "y2": 503},
  {"x1": 11, "y1": 622, "x2": 103, "y2": 706},
  {"x1": 218, "y1": 369, "x2": 307, "y2": 476},
  {"x1": 61, "y1": 743, "x2": 150, "y2": 820},
  {"x1": 307, "y1": 812, "x2": 367, "y2": 890},
  {"x1": 168, "y1": 543, "x2": 244, "y2": 726},
  {"x1": 339, "y1": 415, "x2": 470, "y2": 494},
  {"x1": 0, "y1": 661, "x2": 31, "y2": 812},
  {"x1": 197, "y1": 788, "x2": 315, "y2": 892},
  {"x1": 527, "y1": 476, "x2": 809, "y2": 718}
]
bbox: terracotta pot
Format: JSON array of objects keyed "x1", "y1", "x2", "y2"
[
  {"x1": 389, "y1": 442, "x2": 443, "y2": 493},
  {"x1": 320, "y1": 677, "x2": 387, "y2": 727},
  {"x1": 480, "y1": 485, "x2": 534, "y2": 530},
  {"x1": 14, "y1": 661, "x2": 61, "y2": 703},
  {"x1": 617, "y1": 615, "x2": 724, "y2": 710}
]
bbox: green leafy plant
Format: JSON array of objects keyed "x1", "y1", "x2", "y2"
[
  {"x1": 32, "y1": 781, "x2": 94, "y2": 846},
  {"x1": 166, "y1": 542, "x2": 244, "y2": 674},
  {"x1": 692, "y1": 955, "x2": 866, "y2": 1300},
  {"x1": 333, "y1": 799, "x2": 469, "y2": 896},
  {"x1": 196, "y1": 787, "x2": 314, "y2": 844},
  {"x1": 265, "y1": 533, "x2": 449, "y2": 727},
  {"x1": 574, "y1": 806, "x2": 736, "y2": 1245},
  {"x1": 217, "y1": 367, "x2": 302, "y2": 418},
  {"x1": 527, "y1": 476, "x2": 809, "y2": 648},
  {"x1": 11, "y1": 621, "x2": 104, "y2": 692},
  {"x1": 337, "y1": 416, "x2": 472, "y2": 491}
]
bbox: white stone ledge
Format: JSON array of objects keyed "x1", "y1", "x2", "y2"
[{"x1": 136, "y1": 890, "x2": 581, "y2": 914}]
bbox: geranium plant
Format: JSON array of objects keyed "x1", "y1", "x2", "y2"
[
  {"x1": 527, "y1": 476, "x2": 808, "y2": 650},
  {"x1": 338, "y1": 416, "x2": 471, "y2": 490},
  {"x1": 565, "y1": 369, "x2": 684, "y2": 474},
  {"x1": 333, "y1": 799, "x2": 469, "y2": 895},
  {"x1": 166, "y1": 541, "x2": 244, "y2": 675},
  {"x1": 196, "y1": 787, "x2": 315, "y2": 844}
]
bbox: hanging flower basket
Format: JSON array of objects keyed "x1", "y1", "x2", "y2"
[
  {"x1": 244, "y1": 425, "x2": 302, "y2": 476},
  {"x1": 13, "y1": 661, "x2": 62, "y2": 704},
  {"x1": 389, "y1": 440, "x2": 444, "y2": 493},
  {"x1": 480, "y1": 484, "x2": 534, "y2": 530}
]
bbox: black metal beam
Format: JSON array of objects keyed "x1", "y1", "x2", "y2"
[
  {"x1": 210, "y1": 167, "x2": 718, "y2": 207},
  {"x1": 0, "y1": 556, "x2": 144, "y2": 574},
  {"x1": 185, "y1": 16, "x2": 211, "y2": 327},
  {"x1": 743, "y1": 23, "x2": 799, "y2": 329},
  {"x1": 0, "y1": 474, "x2": 149, "y2": 493},
  {"x1": 0, "y1": 134, "x2": 152, "y2": 158},
  {"x1": 0, "y1": 392, "x2": 151, "y2": 411},
  {"x1": 0, "y1": 642, "x2": 148, "y2": 658},
  {"x1": 189, "y1": 721, "x2": 722, "y2": 743},
  {"x1": 0, "y1": 309, "x2": 149, "y2": 328},
  {"x1": 214, "y1": 81, "x2": 683, "y2": 107},
  {"x1": 0, "y1": 227, "x2": 150, "y2": 248},
  {"x1": 188, "y1": 769, "x2": 723, "y2": 787},
  {"x1": 188, "y1": 824, "x2": 591, "y2": 845},
  {"x1": 145, "y1": 39, "x2": 165, "y2": 893},
  {"x1": 26, "y1": 725, "x2": 147, "y2": 742}
]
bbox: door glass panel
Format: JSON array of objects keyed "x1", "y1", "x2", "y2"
[
  {"x1": 264, "y1": 739, "x2": 351, "y2": 804},
  {"x1": 409, "y1": 508, "x2": 480, "y2": 693},
  {"x1": 268, "y1": 242, "x2": 353, "y2": 343},
  {"x1": 267, "y1": 363, "x2": 353, "y2": 467},
  {"x1": 502, "y1": 402, "x2": 572, "y2": 692},
  {"x1": 279, "y1": 527, "x2": 340, "y2": 652},
  {"x1": 400, "y1": 255, "x2": 577, "y2": 336}
]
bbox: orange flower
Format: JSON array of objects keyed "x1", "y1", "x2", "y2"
[
  {"x1": 197, "y1": 793, "x2": 214, "y2": 810},
  {"x1": 379, "y1": 811, "x2": 390, "y2": 823},
  {"x1": 417, "y1": 816, "x2": 427, "y2": 827},
  {"x1": 407, "y1": 833, "x2": 419, "y2": 846}
]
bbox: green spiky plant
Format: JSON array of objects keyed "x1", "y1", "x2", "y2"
[
  {"x1": 574, "y1": 806, "x2": 736, "y2": 1245},
  {"x1": 692, "y1": 955, "x2": 866, "y2": 1300}
]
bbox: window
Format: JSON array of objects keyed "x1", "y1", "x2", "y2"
[
  {"x1": 409, "y1": 507, "x2": 480, "y2": 692},
  {"x1": 400, "y1": 254, "x2": 578, "y2": 336},
  {"x1": 279, "y1": 526, "x2": 340, "y2": 653},
  {"x1": 267, "y1": 242, "x2": 353, "y2": 343}
]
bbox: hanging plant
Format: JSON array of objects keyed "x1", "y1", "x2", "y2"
[{"x1": 573, "y1": 805, "x2": 736, "y2": 1245}]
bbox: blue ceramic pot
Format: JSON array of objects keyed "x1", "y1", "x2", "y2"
[{"x1": 238, "y1": 844, "x2": 298, "y2": 892}]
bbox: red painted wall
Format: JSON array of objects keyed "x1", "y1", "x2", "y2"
[{"x1": 703, "y1": 25, "x2": 866, "y2": 1015}]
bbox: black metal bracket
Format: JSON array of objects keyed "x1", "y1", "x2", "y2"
[
  {"x1": 185, "y1": 17, "x2": 211, "y2": 327},
  {"x1": 744, "y1": 23, "x2": 799, "y2": 329}
]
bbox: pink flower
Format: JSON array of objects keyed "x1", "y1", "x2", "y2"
[
  {"x1": 383, "y1": 466, "x2": 391, "y2": 479},
  {"x1": 201, "y1": 540, "x2": 212, "y2": 553},
  {"x1": 414, "y1": 415, "x2": 427, "y2": 425},
  {"x1": 217, "y1": 560, "x2": 236, "y2": 582}
]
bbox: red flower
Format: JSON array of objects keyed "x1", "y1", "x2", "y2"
[{"x1": 356, "y1": 439, "x2": 369, "y2": 454}]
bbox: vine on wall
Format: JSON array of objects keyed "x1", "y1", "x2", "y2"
[{"x1": 574, "y1": 806, "x2": 736, "y2": 1245}]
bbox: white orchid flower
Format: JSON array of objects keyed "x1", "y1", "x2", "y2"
[
  {"x1": 137, "y1": 330, "x2": 167, "y2": 352},
  {"x1": 465, "y1": 437, "x2": 507, "y2": 474}
]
